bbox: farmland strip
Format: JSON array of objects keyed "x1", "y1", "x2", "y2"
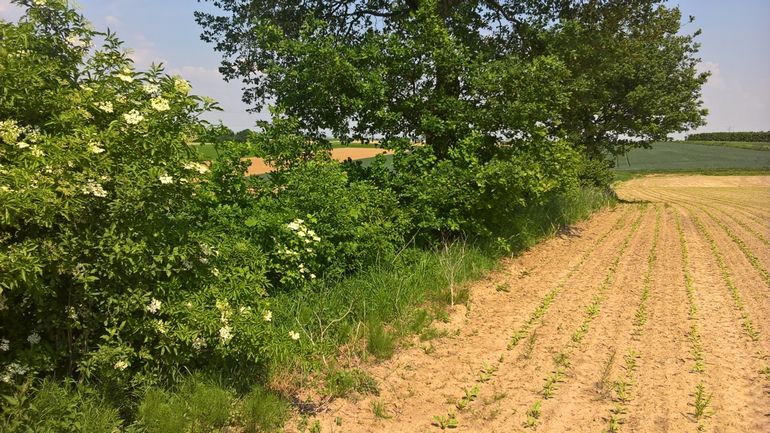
[
  {"x1": 518, "y1": 205, "x2": 647, "y2": 429},
  {"x1": 674, "y1": 210, "x2": 712, "y2": 431},
  {"x1": 601, "y1": 205, "x2": 661, "y2": 432}
]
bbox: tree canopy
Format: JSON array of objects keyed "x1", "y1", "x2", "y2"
[{"x1": 196, "y1": 0, "x2": 707, "y2": 160}]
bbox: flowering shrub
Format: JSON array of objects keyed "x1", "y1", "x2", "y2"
[{"x1": 0, "y1": 0, "x2": 272, "y2": 390}]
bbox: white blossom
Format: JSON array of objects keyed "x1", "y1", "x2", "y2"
[
  {"x1": 113, "y1": 360, "x2": 128, "y2": 371},
  {"x1": 95, "y1": 101, "x2": 113, "y2": 113},
  {"x1": 0, "y1": 120, "x2": 23, "y2": 144},
  {"x1": 218, "y1": 326, "x2": 232, "y2": 343},
  {"x1": 158, "y1": 174, "x2": 174, "y2": 184},
  {"x1": 146, "y1": 298, "x2": 162, "y2": 314},
  {"x1": 116, "y1": 68, "x2": 134, "y2": 82},
  {"x1": 0, "y1": 339, "x2": 9, "y2": 352},
  {"x1": 289, "y1": 330, "x2": 301, "y2": 341},
  {"x1": 150, "y1": 97, "x2": 170, "y2": 112},
  {"x1": 123, "y1": 109, "x2": 144, "y2": 125},
  {"x1": 88, "y1": 142, "x2": 105, "y2": 154},
  {"x1": 192, "y1": 337, "x2": 207, "y2": 350},
  {"x1": 27, "y1": 333, "x2": 41, "y2": 345},
  {"x1": 173, "y1": 76, "x2": 191, "y2": 94},
  {"x1": 81, "y1": 180, "x2": 107, "y2": 197},
  {"x1": 17, "y1": 141, "x2": 29, "y2": 149},
  {"x1": 263, "y1": 310, "x2": 272, "y2": 322},
  {"x1": 30, "y1": 146, "x2": 44, "y2": 157},
  {"x1": 155, "y1": 320, "x2": 168, "y2": 334},
  {"x1": 142, "y1": 83, "x2": 160, "y2": 94}
]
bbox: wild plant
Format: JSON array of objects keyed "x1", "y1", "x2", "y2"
[{"x1": 693, "y1": 383, "x2": 712, "y2": 419}]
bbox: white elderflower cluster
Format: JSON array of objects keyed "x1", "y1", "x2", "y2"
[
  {"x1": 1, "y1": 363, "x2": 29, "y2": 384},
  {"x1": 116, "y1": 67, "x2": 134, "y2": 83},
  {"x1": 218, "y1": 325, "x2": 232, "y2": 343},
  {"x1": 159, "y1": 174, "x2": 174, "y2": 184},
  {"x1": 30, "y1": 145, "x2": 44, "y2": 157},
  {"x1": 0, "y1": 119, "x2": 23, "y2": 144},
  {"x1": 27, "y1": 333, "x2": 41, "y2": 345},
  {"x1": 0, "y1": 339, "x2": 9, "y2": 352},
  {"x1": 192, "y1": 337, "x2": 207, "y2": 350},
  {"x1": 150, "y1": 97, "x2": 170, "y2": 112},
  {"x1": 123, "y1": 109, "x2": 144, "y2": 125},
  {"x1": 286, "y1": 219, "x2": 321, "y2": 243},
  {"x1": 146, "y1": 298, "x2": 162, "y2": 314},
  {"x1": 113, "y1": 360, "x2": 128, "y2": 371},
  {"x1": 263, "y1": 310, "x2": 272, "y2": 322},
  {"x1": 142, "y1": 82, "x2": 160, "y2": 94},
  {"x1": 88, "y1": 142, "x2": 105, "y2": 154},
  {"x1": 81, "y1": 180, "x2": 108, "y2": 197},
  {"x1": 289, "y1": 330, "x2": 300, "y2": 341},
  {"x1": 95, "y1": 101, "x2": 113, "y2": 113},
  {"x1": 173, "y1": 76, "x2": 191, "y2": 94}
]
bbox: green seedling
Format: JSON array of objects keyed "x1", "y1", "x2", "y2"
[
  {"x1": 523, "y1": 401, "x2": 542, "y2": 428},
  {"x1": 371, "y1": 400, "x2": 391, "y2": 419},
  {"x1": 693, "y1": 383, "x2": 712, "y2": 420},
  {"x1": 456, "y1": 385, "x2": 480, "y2": 410},
  {"x1": 432, "y1": 413, "x2": 459, "y2": 429}
]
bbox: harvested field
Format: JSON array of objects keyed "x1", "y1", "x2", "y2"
[
  {"x1": 299, "y1": 175, "x2": 770, "y2": 433},
  {"x1": 244, "y1": 147, "x2": 392, "y2": 175}
]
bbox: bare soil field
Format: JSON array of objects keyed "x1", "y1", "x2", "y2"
[
  {"x1": 244, "y1": 148, "x2": 391, "y2": 175},
  {"x1": 298, "y1": 175, "x2": 770, "y2": 433}
]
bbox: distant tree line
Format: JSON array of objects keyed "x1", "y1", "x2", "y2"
[{"x1": 687, "y1": 131, "x2": 770, "y2": 142}]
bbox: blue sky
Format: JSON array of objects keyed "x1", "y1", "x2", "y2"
[{"x1": 2, "y1": 0, "x2": 768, "y2": 134}]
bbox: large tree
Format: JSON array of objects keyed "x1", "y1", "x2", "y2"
[{"x1": 196, "y1": 0, "x2": 707, "y2": 159}]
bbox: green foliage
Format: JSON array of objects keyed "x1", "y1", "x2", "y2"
[
  {"x1": 0, "y1": 379, "x2": 122, "y2": 433},
  {"x1": 197, "y1": 0, "x2": 707, "y2": 161},
  {"x1": 240, "y1": 386, "x2": 290, "y2": 433},
  {"x1": 324, "y1": 368, "x2": 379, "y2": 398},
  {"x1": 0, "y1": 0, "x2": 271, "y2": 393},
  {"x1": 687, "y1": 131, "x2": 770, "y2": 143},
  {"x1": 137, "y1": 376, "x2": 234, "y2": 433}
]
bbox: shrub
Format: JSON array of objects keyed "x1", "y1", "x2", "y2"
[
  {"x1": 0, "y1": 0, "x2": 271, "y2": 392},
  {"x1": 686, "y1": 131, "x2": 770, "y2": 142}
]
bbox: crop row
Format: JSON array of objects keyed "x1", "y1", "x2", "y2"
[
  {"x1": 602, "y1": 205, "x2": 661, "y2": 433},
  {"x1": 520, "y1": 206, "x2": 646, "y2": 429},
  {"x1": 674, "y1": 212, "x2": 712, "y2": 431},
  {"x1": 690, "y1": 214, "x2": 770, "y2": 383},
  {"x1": 696, "y1": 210, "x2": 770, "y2": 288}
]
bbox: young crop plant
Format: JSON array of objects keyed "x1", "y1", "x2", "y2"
[
  {"x1": 693, "y1": 382, "x2": 713, "y2": 421},
  {"x1": 371, "y1": 400, "x2": 391, "y2": 419},
  {"x1": 432, "y1": 413, "x2": 459, "y2": 430},
  {"x1": 523, "y1": 401, "x2": 542, "y2": 429},
  {"x1": 455, "y1": 385, "x2": 480, "y2": 410}
]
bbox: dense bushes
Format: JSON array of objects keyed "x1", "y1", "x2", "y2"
[
  {"x1": 687, "y1": 131, "x2": 770, "y2": 142},
  {"x1": 1, "y1": 1, "x2": 615, "y2": 431}
]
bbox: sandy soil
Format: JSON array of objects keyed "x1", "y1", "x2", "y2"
[
  {"x1": 297, "y1": 175, "x2": 770, "y2": 433},
  {"x1": 244, "y1": 148, "x2": 392, "y2": 175}
]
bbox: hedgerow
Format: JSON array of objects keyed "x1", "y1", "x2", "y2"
[{"x1": 687, "y1": 131, "x2": 770, "y2": 142}]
